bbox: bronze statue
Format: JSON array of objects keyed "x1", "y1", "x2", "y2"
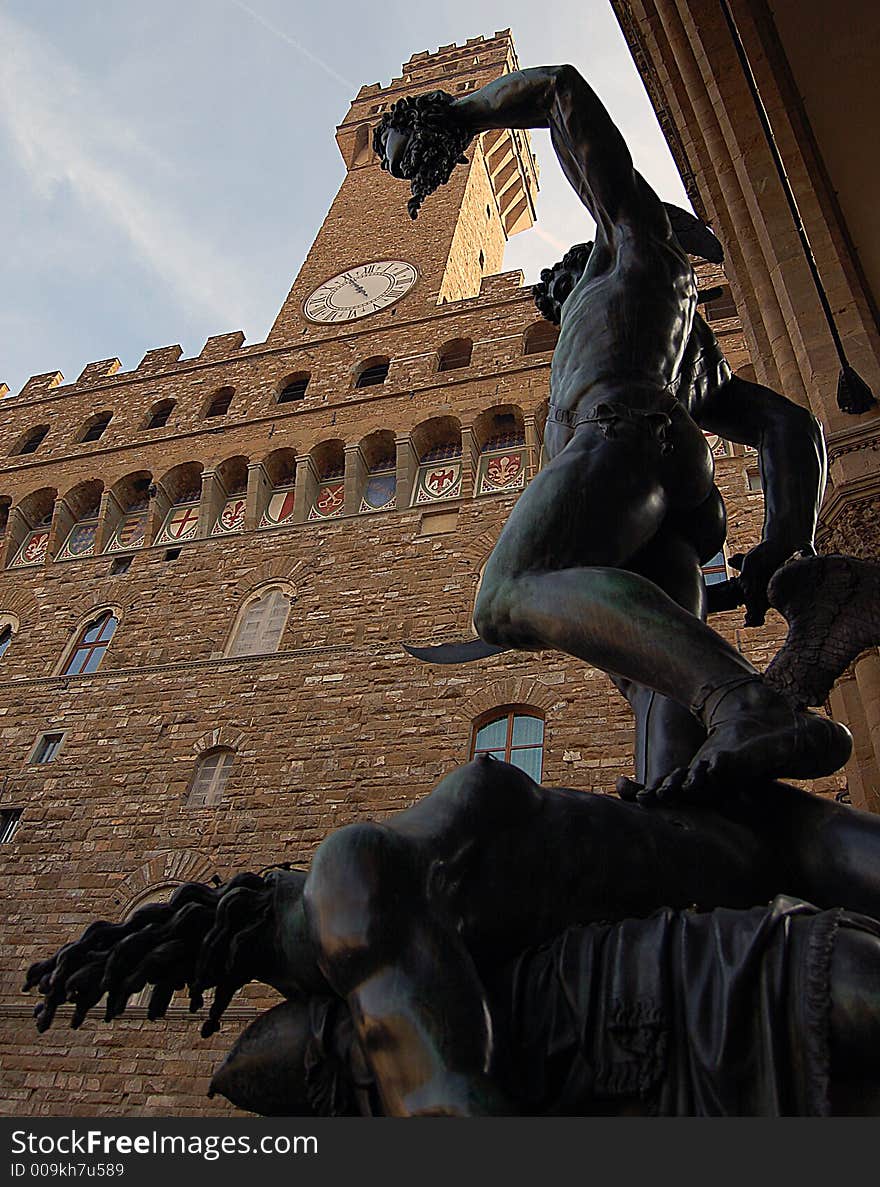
[
  {"x1": 25, "y1": 753, "x2": 880, "y2": 1115},
  {"x1": 375, "y1": 66, "x2": 851, "y2": 800}
]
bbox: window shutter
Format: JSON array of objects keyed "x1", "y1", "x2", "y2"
[{"x1": 230, "y1": 591, "x2": 290, "y2": 657}]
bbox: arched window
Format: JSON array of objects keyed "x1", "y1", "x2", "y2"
[
  {"x1": 523, "y1": 322, "x2": 559, "y2": 356},
  {"x1": 355, "y1": 358, "x2": 390, "y2": 388},
  {"x1": 79, "y1": 412, "x2": 112, "y2": 443},
  {"x1": 438, "y1": 338, "x2": 473, "y2": 372},
  {"x1": 62, "y1": 610, "x2": 119, "y2": 675},
  {"x1": 471, "y1": 709, "x2": 545, "y2": 782},
  {"x1": 277, "y1": 374, "x2": 310, "y2": 404},
  {"x1": 144, "y1": 400, "x2": 175, "y2": 430},
  {"x1": 205, "y1": 387, "x2": 234, "y2": 418},
  {"x1": 13, "y1": 425, "x2": 49, "y2": 456},
  {"x1": 228, "y1": 587, "x2": 292, "y2": 657},
  {"x1": 187, "y1": 748, "x2": 234, "y2": 807},
  {"x1": 0, "y1": 624, "x2": 14, "y2": 660}
]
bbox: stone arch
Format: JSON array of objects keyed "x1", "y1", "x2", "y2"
[
  {"x1": 231, "y1": 558, "x2": 305, "y2": 602},
  {"x1": 523, "y1": 321, "x2": 559, "y2": 355},
  {"x1": 192, "y1": 726, "x2": 246, "y2": 756},
  {"x1": 471, "y1": 404, "x2": 525, "y2": 451},
  {"x1": 411, "y1": 415, "x2": 462, "y2": 461},
  {"x1": 456, "y1": 678, "x2": 557, "y2": 723},
  {"x1": 114, "y1": 849, "x2": 220, "y2": 916}
]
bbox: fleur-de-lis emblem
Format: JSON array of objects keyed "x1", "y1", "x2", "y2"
[{"x1": 487, "y1": 454, "x2": 522, "y2": 486}]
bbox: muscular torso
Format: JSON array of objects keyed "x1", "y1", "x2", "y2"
[{"x1": 543, "y1": 229, "x2": 731, "y2": 466}]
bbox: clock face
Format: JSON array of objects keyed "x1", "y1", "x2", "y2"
[{"x1": 304, "y1": 260, "x2": 418, "y2": 323}]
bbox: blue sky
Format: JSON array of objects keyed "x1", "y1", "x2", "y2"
[{"x1": 0, "y1": 0, "x2": 690, "y2": 397}]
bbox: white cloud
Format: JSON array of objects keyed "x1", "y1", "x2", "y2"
[{"x1": 0, "y1": 8, "x2": 259, "y2": 328}]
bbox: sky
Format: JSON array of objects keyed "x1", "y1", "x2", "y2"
[{"x1": 0, "y1": 0, "x2": 691, "y2": 399}]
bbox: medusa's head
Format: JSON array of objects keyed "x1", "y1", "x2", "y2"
[{"x1": 373, "y1": 90, "x2": 474, "y2": 219}]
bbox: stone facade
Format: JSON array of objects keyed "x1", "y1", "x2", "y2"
[{"x1": 0, "y1": 30, "x2": 835, "y2": 1116}]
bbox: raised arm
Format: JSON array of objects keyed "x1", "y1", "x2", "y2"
[
  {"x1": 698, "y1": 374, "x2": 827, "y2": 625},
  {"x1": 377, "y1": 65, "x2": 667, "y2": 235}
]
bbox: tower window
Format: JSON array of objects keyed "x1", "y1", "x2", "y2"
[
  {"x1": 205, "y1": 387, "x2": 234, "y2": 418},
  {"x1": 80, "y1": 412, "x2": 112, "y2": 443},
  {"x1": 524, "y1": 323, "x2": 560, "y2": 355},
  {"x1": 277, "y1": 374, "x2": 310, "y2": 404},
  {"x1": 14, "y1": 425, "x2": 49, "y2": 456},
  {"x1": 31, "y1": 732, "x2": 66, "y2": 764},
  {"x1": 0, "y1": 625, "x2": 13, "y2": 660},
  {"x1": 0, "y1": 809, "x2": 22, "y2": 842},
  {"x1": 471, "y1": 709, "x2": 545, "y2": 782},
  {"x1": 144, "y1": 400, "x2": 175, "y2": 429},
  {"x1": 437, "y1": 339, "x2": 473, "y2": 372},
  {"x1": 355, "y1": 359, "x2": 390, "y2": 388},
  {"x1": 187, "y1": 748, "x2": 234, "y2": 808},
  {"x1": 62, "y1": 611, "x2": 119, "y2": 675}
]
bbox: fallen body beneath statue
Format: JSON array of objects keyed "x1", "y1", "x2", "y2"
[
  {"x1": 25, "y1": 760, "x2": 880, "y2": 1117},
  {"x1": 210, "y1": 895, "x2": 880, "y2": 1117}
]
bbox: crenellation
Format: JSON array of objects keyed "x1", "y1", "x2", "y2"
[
  {"x1": 76, "y1": 359, "x2": 122, "y2": 386},
  {"x1": 136, "y1": 345, "x2": 184, "y2": 374},
  {"x1": 197, "y1": 332, "x2": 246, "y2": 362},
  {"x1": 19, "y1": 371, "x2": 64, "y2": 399}
]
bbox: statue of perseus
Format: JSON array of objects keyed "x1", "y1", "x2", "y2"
[{"x1": 375, "y1": 66, "x2": 851, "y2": 801}]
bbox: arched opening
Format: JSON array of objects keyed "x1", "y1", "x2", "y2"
[
  {"x1": 60, "y1": 609, "x2": 120, "y2": 676},
  {"x1": 57, "y1": 479, "x2": 104, "y2": 560},
  {"x1": 227, "y1": 584, "x2": 294, "y2": 657},
  {"x1": 260, "y1": 448, "x2": 298, "y2": 529},
  {"x1": 359, "y1": 430, "x2": 397, "y2": 513},
  {"x1": 12, "y1": 424, "x2": 49, "y2": 456},
  {"x1": 8, "y1": 488, "x2": 56, "y2": 568},
  {"x1": 156, "y1": 463, "x2": 203, "y2": 545},
  {"x1": 471, "y1": 706, "x2": 545, "y2": 782},
  {"x1": 79, "y1": 411, "x2": 113, "y2": 444},
  {"x1": 144, "y1": 399, "x2": 176, "y2": 430},
  {"x1": 105, "y1": 472, "x2": 152, "y2": 554},
  {"x1": 523, "y1": 322, "x2": 559, "y2": 356},
  {"x1": 473, "y1": 406, "x2": 527, "y2": 496},
  {"x1": 186, "y1": 748, "x2": 234, "y2": 808},
  {"x1": 354, "y1": 357, "x2": 390, "y2": 388},
  {"x1": 308, "y1": 440, "x2": 346, "y2": 520},
  {"x1": 437, "y1": 338, "x2": 473, "y2": 372},
  {"x1": 205, "y1": 387, "x2": 235, "y2": 418},
  {"x1": 411, "y1": 416, "x2": 462, "y2": 506},
  {"x1": 276, "y1": 373, "x2": 310, "y2": 404},
  {"x1": 212, "y1": 456, "x2": 249, "y2": 536}
]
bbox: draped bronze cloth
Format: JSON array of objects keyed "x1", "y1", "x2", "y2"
[{"x1": 502, "y1": 896, "x2": 880, "y2": 1116}]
